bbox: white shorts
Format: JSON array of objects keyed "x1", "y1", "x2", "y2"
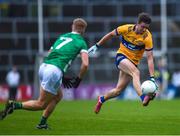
[{"x1": 39, "y1": 63, "x2": 63, "y2": 95}]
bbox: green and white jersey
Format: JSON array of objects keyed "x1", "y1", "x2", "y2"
[{"x1": 44, "y1": 32, "x2": 88, "y2": 73}]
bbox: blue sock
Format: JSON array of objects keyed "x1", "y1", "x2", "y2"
[
  {"x1": 100, "y1": 96, "x2": 105, "y2": 103},
  {"x1": 140, "y1": 94, "x2": 146, "y2": 102}
]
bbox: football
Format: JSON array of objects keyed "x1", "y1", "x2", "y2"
[{"x1": 141, "y1": 80, "x2": 157, "y2": 95}]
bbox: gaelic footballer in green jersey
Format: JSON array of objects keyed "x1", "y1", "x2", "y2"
[
  {"x1": 44, "y1": 32, "x2": 88, "y2": 73},
  {"x1": 0, "y1": 18, "x2": 89, "y2": 129}
]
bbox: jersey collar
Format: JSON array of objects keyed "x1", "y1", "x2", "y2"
[
  {"x1": 133, "y1": 24, "x2": 136, "y2": 31},
  {"x1": 71, "y1": 31, "x2": 80, "y2": 34}
]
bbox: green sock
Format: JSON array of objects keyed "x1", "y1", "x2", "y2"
[
  {"x1": 40, "y1": 116, "x2": 47, "y2": 125},
  {"x1": 14, "y1": 102, "x2": 23, "y2": 109}
]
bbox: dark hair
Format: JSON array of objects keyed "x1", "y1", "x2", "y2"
[{"x1": 137, "y1": 12, "x2": 151, "y2": 24}]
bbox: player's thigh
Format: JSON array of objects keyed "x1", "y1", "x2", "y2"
[
  {"x1": 39, "y1": 63, "x2": 63, "y2": 95},
  {"x1": 116, "y1": 71, "x2": 131, "y2": 90},
  {"x1": 38, "y1": 86, "x2": 55, "y2": 107},
  {"x1": 53, "y1": 89, "x2": 63, "y2": 103},
  {"x1": 119, "y1": 59, "x2": 139, "y2": 77}
]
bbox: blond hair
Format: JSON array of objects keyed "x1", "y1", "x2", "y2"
[{"x1": 72, "y1": 18, "x2": 87, "y2": 34}]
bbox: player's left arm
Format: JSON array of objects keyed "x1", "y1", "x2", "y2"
[
  {"x1": 72, "y1": 50, "x2": 89, "y2": 88},
  {"x1": 146, "y1": 49, "x2": 158, "y2": 90},
  {"x1": 145, "y1": 32, "x2": 155, "y2": 78},
  {"x1": 78, "y1": 51, "x2": 89, "y2": 79},
  {"x1": 62, "y1": 51, "x2": 89, "y2": 89},
  {"x1": 146, "y1": 50, "x2": 155, "y2": 78}
]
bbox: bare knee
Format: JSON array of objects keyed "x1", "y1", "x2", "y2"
[
  {"x1": 132, "y1": 69, "x2": 140, "y2": 78},
  {"x1": 54, "y1": 96, "x2": 62, "y2": 104},
  {"x1": 38, "y1": 101, "x2": 48, "y2": 110},
  {"x1": 114, "y1": 90, "x2": 121, "y2": 96},
  {"x1": 54, "y1": 92, "x2": 63, "y2": 104},
  {"x1": 113, "y1": 87, "x2": 123, "y2": 96},
  {"x1": 115, "y1": 83, "x2": 128, "y2": 96}
]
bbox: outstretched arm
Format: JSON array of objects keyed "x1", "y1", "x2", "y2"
[
  {"x1": 88, "y1": 30, "x2": 117, "y2": 55},
  {"x1": 97, "y1": 29, "x2": 117, "y2": 46}
]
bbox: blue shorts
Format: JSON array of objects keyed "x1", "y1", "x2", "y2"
[
  {"x1": 115, "y1": 53, "x2": 127, "y2": 68},
  {"x1": 115, "y1": 53, "x2": 137, "y2": 69}
]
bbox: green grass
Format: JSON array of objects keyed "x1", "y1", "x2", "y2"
[{"x1": 0, "y1": 99, "x2": 180, "y2": 135}]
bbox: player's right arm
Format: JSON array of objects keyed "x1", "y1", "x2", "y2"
[
  {"x1": 97, "y1": 30, "x2": 116, "y2": 46},
  {"x1": 97, "y1": 24, "x2": 127, "y2": 46},
  {"x1": 88, "y1": 30, "x2": 116, "y2": 55},
  {"x1": 88, "y1": 25, "x2": 127, "y2": 55}
]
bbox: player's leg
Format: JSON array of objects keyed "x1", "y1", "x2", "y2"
[
  {"x1": 24, "y1": 63, "x2": 62, "y2": 111},
  {"x1": 0, "y1": 86, "x2": 55, "y2": 120},
  {"x1": 22, "y1": 87, "x2": 55, "y2": 110},
  {"x1": 119, "y1": 59, "x2": 142, "y2": 96},
  {"x1": 119, "y1": 59, "x2": 155, "y2": 106},
  {"x1": 35, "y1": 63, "x2": 63, "y2": 129},
  {"x1": 103, "y1": 71, "x2": 131, "y2": 100},
  {"x1": 0, "y1": 63, "x2": 62, "y2": 120},
  {"x1": 37, "y1": 89, "x2": 63, "y2": 129},
  {"x1": 42, "y1": 90, "x2": 63, "y2": 118},
  {"x1": 0, "y1": 88, "x2": 54, "y2": 120},
  {"x1": 94, "y1": 71, "x2": 131, "y2": 114}
]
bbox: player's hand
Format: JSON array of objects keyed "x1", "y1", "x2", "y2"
[
  {"x1": 150, "y1": 76, "x2": 158, "y2": 91},
  {"x1": 62, "y1": 76, "x2": 74, "y2": 89},
  {"x1": 72, "y1": 77, "x2": 82, "y2": 88},
  {"x1": 88, "y1": 44, "x2": 99, "y2": 56}
]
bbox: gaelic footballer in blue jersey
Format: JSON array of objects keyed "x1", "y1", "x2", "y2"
[{"x1": 88, "y1": 12, "x2": 157, "y2": 114}]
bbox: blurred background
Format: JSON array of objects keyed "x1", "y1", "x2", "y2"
[{"x1": 0, "y1": 0, "x2": 180, "y2": 101}]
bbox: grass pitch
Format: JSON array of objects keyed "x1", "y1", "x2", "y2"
[{"x1": 0, "y1": 99, "x2": 180, "y2": 135}]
